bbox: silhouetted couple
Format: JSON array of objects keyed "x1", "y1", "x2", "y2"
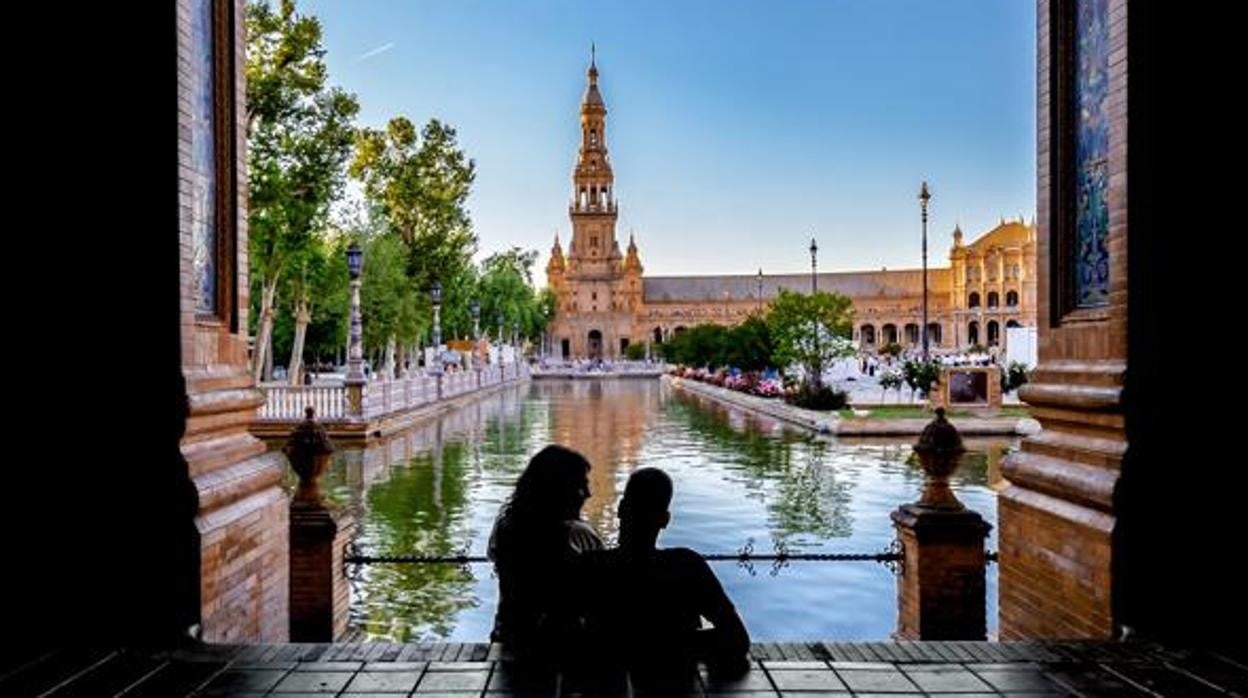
[{"x1": 488, "y1": 445, "x2": 749, "y2": 684}]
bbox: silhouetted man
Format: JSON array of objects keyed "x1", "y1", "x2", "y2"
[{"x1": 581, "y1": 467, "x2": 750, "y2": 684}]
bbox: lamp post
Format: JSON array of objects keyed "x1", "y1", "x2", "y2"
[
  {"x1": 345, "y1": 242, "x2": 365, "y2": 416},
  {"x1": 430, "y1": 279, "x2": 443, "y2": 375},
  {"x1": 512, "y1": 321, "x2": 520, "y2": 347},
  {"x1": 809, "y1": 237, "x2": 818, "y2": 294},
  {"x1": 919, "y1": 181, "x2": 931, "y2": 360},
  {"x1": 471, "y1": 299, "x2": 481, "y2": 342},
  {"x1": 757, "y1": 268, "x2": 764, "y2": 314},
  {"x1": 496, "y1": 308, "x2": 504, "y2": 344}
]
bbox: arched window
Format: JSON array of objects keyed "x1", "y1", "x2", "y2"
[
  {"x1": 1006, "y1": 290, "x2": 1019, "y2": 307},
  {"x1": 968, "y1": 292, "x2": 981, "y2": 308},
  {"x1": 590, "y1": 129, "x2": 598, "y2": 147},
  {"x1": 861, "y1": 324, "x2": 876, "y2": 345},
  {"x1": 882, "y1": 324, "x2": 898, "y2": 344},
  {"x1": 927, "y1": 323, "x2": 942, "y2": 345},
  {"x1": 968, "y1": 321, "x2": 980, "y2": 346},
  {"x1": 653, "y1": 327, "x2": 663, "y2": 344},
  {"x1": 1006, "y1": 319, "x2": 1022, "y2": 328},
  {"x1": 988, "y1": 291, "x2": 1000, "y2": 308},
  {"x1": 987, "y1": 320, "x2": 1000, "y2": 346},
  {"x1": 904, "y1": 323, "x2": 919, "y2": 344}
]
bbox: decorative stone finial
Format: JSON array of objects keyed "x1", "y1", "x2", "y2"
[
  {"x1": 912, "y1": 408, "x2": 967, "y2": 510},
  {"x1": 285, "y1": 406, "x2": 335, "y2": 506}
]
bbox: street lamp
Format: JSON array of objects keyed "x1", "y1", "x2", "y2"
[
  {"x1": 430, "y1": 279, "x2": 443, "y2": 348},
  {"x1": 470, "y1": 299, "x2": 481, "y2": 341},
  {"x1": 429, "y1": 279, "x2": 443, "y2": 377},
  {"x1": 757, "y1": 268, "x2": 764, "y2": 314},
  {"x1": 919, "y1": 181, "x2": 931, "y2": 360},
  {"x1": 809, "y1": 237, "x2": 818, "y2": 294},
  {"x1": 496, "y1": 308, "x2": 504, "y2": 343},
  {"x1": 513, "y1": 321, "x2": 520, "y2": 347},
  {"x1": 345, "y1": 242, "x2": 364, "y2": 385}
]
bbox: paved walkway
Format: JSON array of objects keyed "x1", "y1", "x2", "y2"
[{"x1": 4, "y1": 641, "x2": 1243, "y2": 696}]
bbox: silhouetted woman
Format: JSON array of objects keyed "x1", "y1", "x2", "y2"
[{"x1": 488, "y1": 444, "x2": 603, "y2": 655}]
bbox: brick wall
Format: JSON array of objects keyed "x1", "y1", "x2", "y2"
[
  {"x1": 177, "y1": 0, "x2": 289, "y2": 642},
  {"x1": 998, "y1": 0, "x2": 1129, "y2": 640}
]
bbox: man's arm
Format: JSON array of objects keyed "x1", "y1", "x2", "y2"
[{"x1": 683, "y1": 551, "x2": 750, "y2": 662}]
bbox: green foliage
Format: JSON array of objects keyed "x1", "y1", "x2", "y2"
[
  {"x1": 878, "y1": 342, "x2": 902, "y2": 357},
  {"x1": 359, "y1": 233, "x2": 421, "y2": 354},
  {"x1": 901, "y1": 359, "x2": 942, "y2": 398},
  {"x1": 723, "y1": 315, "x2": 774, "y2": 372},
  {"x1": 766, "y1": 289, "x2": 855, "y2": 384},
  {"x1": 1002, "y1": 361, "x2": 1031, "y2": 393},
  {"x1": 661, "y1": 325, "x2": 729, "y2": 368},
  {"x1": 478, "y1": 247, "x2": 549, "y2": 342},
  {"x1": 350, "y1": 116, "x2": 477, "y2": 300},
  {"x1": 623, "y1": 343, "x2": 647, "y2": 361},
  {"x1": 968, "y1": 343, "x2": 987, "y2": 354},
  {"x1": 245, "y1": 0, "x2": 359, "y2": 288},
  {"x1": 785, "y1": 383, "x2": 849, "y2": 411}
]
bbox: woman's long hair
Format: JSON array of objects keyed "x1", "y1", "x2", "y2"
[{"x1": 493, "y1": 444, "x2": 591, "y2": 561}]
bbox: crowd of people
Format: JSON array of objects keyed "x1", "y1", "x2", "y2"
[{"x1": 488, "y1": 445, "x2": 750, "y2": 690}]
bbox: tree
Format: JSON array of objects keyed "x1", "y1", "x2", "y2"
[
  {"x1": 478, "y1": 248, "x2": 548, "y2": 342},
  {"x1": 246, "y1": 0, "x2": 359, "y2": 380},
  {"x1": 766, "y1": 289, "x2": 855, "y2": 387},
  {"x1": 350, "y1": 117, "x2": 477, "y2": 313},
  {"x1": 725, "y1": 316, "x2": 774, "y2": 371}
]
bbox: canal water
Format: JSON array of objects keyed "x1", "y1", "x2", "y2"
[{"x1": 306, "y1": 379, "x2": 1012, "y2": 641}]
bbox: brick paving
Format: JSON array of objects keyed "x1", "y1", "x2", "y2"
[{"x1": 2, "y1": 641, "x2": 1243, "y2": 697}]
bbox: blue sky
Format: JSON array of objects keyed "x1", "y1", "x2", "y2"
[{"x1": 303, "y1": 0, "x2": 1036, "y2": 285}]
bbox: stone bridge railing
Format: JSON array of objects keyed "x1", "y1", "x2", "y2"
[{"x1": 257, "y1": 363, "x2": 528, "y2": 423}]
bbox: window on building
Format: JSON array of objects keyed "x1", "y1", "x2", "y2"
[{"x1": 969, "y1": 292, "x2": 981, "y2": 308}]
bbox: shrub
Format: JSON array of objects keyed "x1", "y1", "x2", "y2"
[
  {"x1": 902, "y1": 359, "x2": 942, "y2": 398},
  {"x1": 623, "y1": 342, "x2": 647, "y2": 360},
  {"x1": 1002, "y1": 361, "x2": 1030, "y2": 392},
  {"x1": 879, "y1": 342, "x2": 903, "y2": 357},
  {"x1": 785, "y1": 382, "x2": 849, "y2": 411}
]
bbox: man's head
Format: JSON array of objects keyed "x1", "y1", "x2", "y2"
[{"x1": 619, "y1": 468, "x2": 673, "y2": 543}]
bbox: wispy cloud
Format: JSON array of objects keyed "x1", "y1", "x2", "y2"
[{"x1": 353, "y1": 42, "x2": 395, "y2": 63}]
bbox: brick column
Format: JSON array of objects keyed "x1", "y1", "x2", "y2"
[
  {"x1": 289, "y1": 504, "x2": 355, "y2": 642},
  {"x1": 892, "y1": 506, "x2": 990, "y2": 640},
  {"x1": 891, "y1": 408, "x2": 991, "y2": 640},
  {"x1": 285, "y1": 407, "x2": 354, "y2": 642}
]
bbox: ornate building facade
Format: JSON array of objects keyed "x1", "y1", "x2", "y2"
[{"x1": 546, "y1": 57, "x2": 1037, "y2": 360}]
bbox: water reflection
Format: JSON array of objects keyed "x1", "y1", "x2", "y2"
[{"x1": 293, "y1": 380, "x2": 1014, "y2": 641}]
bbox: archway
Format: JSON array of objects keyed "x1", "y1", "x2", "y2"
[
  {"x1": 927, "y1": 323, "x2": 942, "y2": 346},
  {"x1": 860, "y1": 324, "x2": 876, "y2": 345},
  {"x1": 987, "y1": 320, "x2": 1000, "y2": 346},
  {"x1": 988, "y1": 291, "x2": 1000, "y2": 308},
  {"x1": 1006, "y1": 290, "x2": 1019, "y2": 307},
  {"x1": 968, "y1": 321, "x2": 980, "y2": 347},
  {"x1": 673, "y1": 326, "x2": 687, "y2": 336},
  {"x1": 882, "y1": 323, "x2": 898, "y2": 345},
  {"x1": 904, "y1": 323, "x2": 919, "y2": 345},
  {"x1": 560, "y1": 338, "x2": 570, "y2": 359},
  {"x1": 587, "y1": 330, "x2": 603, "y2": 359},
  {"x1": 653, "y1": 326, "x2": 663, "y2": 344},
  {"x1": 969, "y1": 292, "x2": 981, "y2": 308}
]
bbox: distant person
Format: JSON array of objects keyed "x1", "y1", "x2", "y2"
[
  {"x1": 488, "y1": 445, "x2": 603, "y2": 657},
  {"x1": 580, "y1": 468, "x2": 750, "y2": 682}
]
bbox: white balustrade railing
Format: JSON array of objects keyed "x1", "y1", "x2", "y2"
[
  {"x1": 257, "y1": 384, "x2": 347, "y2": 421},
  {"x1": 258, "y1": 362, "x2": 529, "y2": 423}
]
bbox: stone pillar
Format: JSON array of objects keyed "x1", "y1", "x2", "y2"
[
  {"x1": 891, "y1": 408, "x2": 991, "y2": 640},
  {"x1": 285, "y1": 408, "x2": 355, "y2": 642}
]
